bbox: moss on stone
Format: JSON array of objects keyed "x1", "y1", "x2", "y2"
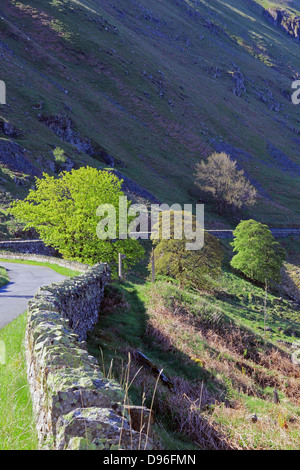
[{"x1": 25, "y1": 263, "x2": 154, "y2": 450}]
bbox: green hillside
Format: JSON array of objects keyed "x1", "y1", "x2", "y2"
[
  {"x1": 87, "y1": 243, "x2": 300, "y2": 450},
  {"x1": 1, "y1": 0, "x2": 300, "y2": 230},
  {"x1": 1, "y1": 1, "x2": 300, "y2": 451}
]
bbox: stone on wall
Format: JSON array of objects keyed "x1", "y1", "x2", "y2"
[
  {"x1": 0, "y1": 239, "x2": 59, "y2": 256},
  {"x1": 56, "y1": 407, "x2": 153, "y2": 450}
]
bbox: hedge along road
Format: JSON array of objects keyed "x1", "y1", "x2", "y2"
[{"x1": 0, "y1": 262, "x2": 66, "y2": 330}]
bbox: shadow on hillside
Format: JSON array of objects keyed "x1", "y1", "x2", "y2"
[
  {"x1": 280, "y1": 264, "x2": 300, "y2": 305},
  {"x1": 278, "y1": 237, "x2": 300, "y2": 303},
  {"x1": 87, "y1": 280, "x2": 234, "y2": 450}
]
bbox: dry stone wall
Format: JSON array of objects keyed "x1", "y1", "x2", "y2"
[
  {"x1": 0, "y1": 239, "x2": 59, "y2": 256},
  {"x1": 25, "y1": 263, "x2": 153, "y2": 450},
  {"x1": 0, "y1": 251, "x2": 91, "y2": 272}
]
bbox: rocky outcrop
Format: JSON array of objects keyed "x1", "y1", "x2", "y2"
[
  {"x1": 0, "y1": 139, "x2": 40, "y2": 177},
  {"x1": 25, "y1": 263, "x2": 154, "y2": 450},
  {"x1": 38, "y1": 114, "x2": 95, "y2": 155},
  {"x1": 263, "y1": 8, "x2": 300, "y2": 41},
  {"x1": 101, "y1": 153, "x2": 125, "y2": 168},
  {"x1": 255, "y1": 87, "x2": 280, "y2": 112},
  {"x1": 232, "y1": 70, "x2": 246, "y2": 97},
  {"x1": 0, "y1": 119, "x2": 21, "y2": 138},
  {"x1": 111, "y1": 169, "x2": 161, "y2": 203}
]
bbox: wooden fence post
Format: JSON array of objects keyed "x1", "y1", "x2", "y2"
[
  {"x1": 118, "y1": 253, "x2": 126, "y2": 281},
  {"x1": 151, "y1": 247, "x2": 155, "y2": 283}
]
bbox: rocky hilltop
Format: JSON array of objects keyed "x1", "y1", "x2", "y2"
[{"x1": 263, "y1": 7, "x2": 300, "y2": 41}]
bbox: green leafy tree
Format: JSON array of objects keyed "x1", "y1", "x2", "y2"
[
  {"x1": 150, "y1": 211, "x2": 223, "y2": 290},
  {"x1": 231, "y1": 219, "x2": 286, "y2": 337},
  {"x1": 9, "y1": 167, "x2": 144, "y2": 273},
  {"x1": 230, "y1": 219, "x2": 286, "y2": 285}
]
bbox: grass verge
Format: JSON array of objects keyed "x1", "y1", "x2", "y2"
[
  {"x1": 0, "y1": 258, "x2": 82, "y2": 277},
  {"x1": 0, "y1": 312, "x2": 38, "y2": 450},
  {"x1": 0, "y1": 266, "x2": 9, "y2": 288}
]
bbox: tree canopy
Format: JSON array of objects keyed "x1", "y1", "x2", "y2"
[
  {"x1": 9, "y1": 167, "x2": 144, "y2": 273},
  {"x1": 230, "y1": 219, "x2": 286, "y2": 285},
  {"x1": 150, "y1": 211, "x2": 223, "y2": 290},
  {"x1": 194, "y1": 152, "x2": 257, "y2": 214}
]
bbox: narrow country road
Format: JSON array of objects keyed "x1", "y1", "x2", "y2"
[{"x1": 0, "y1": 262, "x2": 66, "y2": 330}]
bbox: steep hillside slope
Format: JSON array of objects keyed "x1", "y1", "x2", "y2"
[{"x1": 1, "y1": 0, "x2": 300, "y2": 228}]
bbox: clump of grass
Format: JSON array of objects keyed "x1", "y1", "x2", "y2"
[
  {"x1": 53, "y1": 147, "x2": 67, "y2": 164},
  {"x1": 96, "y1": 349, "x2": 159, "y2": 450}
]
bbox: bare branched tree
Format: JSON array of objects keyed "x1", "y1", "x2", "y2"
[{"x1": 194, "y1": 152, "x2": 257, "y2": 214}]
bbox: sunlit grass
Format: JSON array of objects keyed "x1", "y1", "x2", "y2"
[
  {"x1": 0, "y1": 313, "x2": 38, "y2": 450},
  {"x1": 0, "y1": 266, "x2": 9, "y2": 288},
  {"x1": 0, "y1": 258, "x2": 81, "y2": 277},
  {"x1": 0, "y1": 260, "x2": 81, "y2": 449}
]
